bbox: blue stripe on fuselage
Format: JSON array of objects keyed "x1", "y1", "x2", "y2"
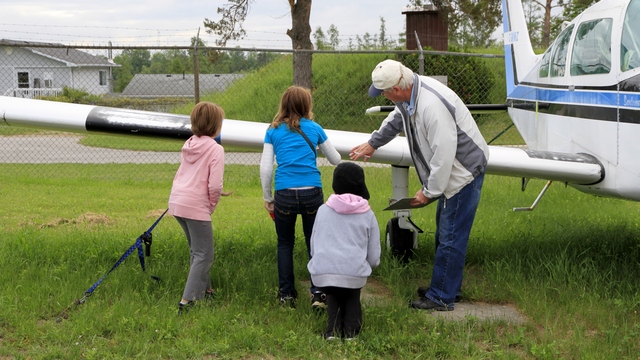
[
  {"x1": 504, "y1": 44, "x2": 515, "y2": 95},
  {"x1": 509, "y1": 85, "x2": 632, "y2": 109},
  {"x1": 502, "y1": 0, "x2": 516, "y2": 95}
]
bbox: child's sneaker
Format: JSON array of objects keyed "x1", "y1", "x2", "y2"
[
  {"x1": 177, "y1": 301, "x2": 194, "y2": 315},
  {"x1": 323, "y1": 331, "x2": 336, "y2": 341},
  {"x1": 311, "y1": 291, "x2": 327, "y2": 310},
  {"x1": 279, "y1": 295, "x2": 296, "y2": 308}
]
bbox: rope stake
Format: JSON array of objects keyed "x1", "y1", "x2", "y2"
[{"x1": 58, "y1": 209, "x2": 168, "y2": 320}]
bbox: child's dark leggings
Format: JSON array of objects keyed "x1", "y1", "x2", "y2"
[{"x1": 322, "y1": 286, "x2": 362, "y2": 339}]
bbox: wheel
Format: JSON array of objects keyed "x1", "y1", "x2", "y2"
[{"x1": 386, "y1": 217, "x2": 414, "y2": 263}]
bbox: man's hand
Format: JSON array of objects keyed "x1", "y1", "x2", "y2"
[
  {"x1": 350, "y1": 143, "x2": 375, "y2": 161},
  {"x1": 410, "y1": 189, "x2": 433, "y2": 207}
]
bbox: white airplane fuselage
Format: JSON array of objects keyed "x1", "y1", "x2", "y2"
[{"x1": 503, "y1": 0, "x2": 640, "y2": 200}]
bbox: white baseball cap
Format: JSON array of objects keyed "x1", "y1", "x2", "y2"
[{"x1": 368, "y1": 59, "x2": 408, "y2": 97}]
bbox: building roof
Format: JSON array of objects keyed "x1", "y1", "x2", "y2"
[
  {"x1": 0, "y1": 39, "x2": 117, "y2": 67},
  {"x1": 121, "y1": 73, "x2": 245, "y2": 98},
  {"x1": 402, "y1": 4, "x2": 439, "y2": 13}
]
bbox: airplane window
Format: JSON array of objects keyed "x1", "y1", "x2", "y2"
[
  {"x1": 551, "y1": 25, "x2": 574, "y2": 77},
  {"x1": 571, "y1": 18, "x2": 612, "y2": 75},
  {"x1": 539, "y1": 48, "x2": 552, "y2": 77},
  {"x1": 621, "y1": 0, "x2": 640, "y2": 71}
]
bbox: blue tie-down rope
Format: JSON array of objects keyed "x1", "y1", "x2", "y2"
[{"x1": 78, "y1": 209, "x2": 168, "y2": 305}]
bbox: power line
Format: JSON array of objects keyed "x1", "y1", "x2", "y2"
[
  {"x1": 0, "y1": 23, "x2": 398, "y2": 49},
  {"x1": 0, "y1": 23, "x2": 195, "y2": 32},
  {"x1": 0, "y1": 29, "x2": 193, "y2": 39}
]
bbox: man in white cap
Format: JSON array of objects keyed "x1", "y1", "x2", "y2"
[{"x1": 350, "y1": 59, "x2": 489, "y2": 311}]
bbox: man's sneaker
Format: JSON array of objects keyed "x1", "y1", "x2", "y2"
[
  {"x1": 311, "y1": 291, "x2": 327, "y2": 310},
  {"x1": 279, "y1": 295, "x2": 296, "y2": 308},
  {"x1": 410, "y1": 297, "x2": 453, "y2": 311},
  {"x1": 417, "y1": 286, "x2": 462, "y2": 303}
]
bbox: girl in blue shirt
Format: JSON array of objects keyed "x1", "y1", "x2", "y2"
[{"x1": 260, "y1": 86, "x2": 341, "y2": 308}]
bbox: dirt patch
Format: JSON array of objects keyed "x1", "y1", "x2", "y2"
[
  {"x1": 299, "y1": 278, "x2": 395, "y2": 305},
  {"x1": 301, "y1": 278, "x2": 526, "y2": 324},
  {"x1": 38, "y1": 212, "x2": 113, "y2": 228},
  {"x1": 361, "y1": 277, "x2": 400, "y2": 305},
  {"x1": 430, "y1": 301, "x2": 526, "y2": 324}
]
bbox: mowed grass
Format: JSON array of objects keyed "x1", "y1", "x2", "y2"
[{"x1": 1, "y1": 163, "x2": 640, "y2": 359}]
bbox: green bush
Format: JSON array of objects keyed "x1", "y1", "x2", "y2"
[{"x1": 400, "y1": 49, "x2": 496, "y2": 105}]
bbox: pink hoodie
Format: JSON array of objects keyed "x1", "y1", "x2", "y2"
[
  {"x1": 325, "y1": 193, "x2": 371, "y2": 214},
  {"x1": 168, "y1": 136, "x2": 224, "y2": 221}
]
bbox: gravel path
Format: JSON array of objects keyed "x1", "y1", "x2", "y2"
[
  {"x1": 0, "y1": 135, "x2": 381, "y2": 166},
  {"x1": 1, "y1": 135, "x2": 262, "y2": 165}
]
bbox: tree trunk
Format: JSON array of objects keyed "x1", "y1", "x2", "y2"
[
  {"x1": 543, "y1": 0, "x2": 552, "y2": 48},
  {"x1": 287, "y1": 0, "x2": 313, "y2": 89}
]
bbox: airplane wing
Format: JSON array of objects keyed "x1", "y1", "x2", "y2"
[
  {"x1": 486, "y1": 146, "x2": 602, "y2": 185},
  {"x1": 364, "y1": 104, "x2": 604, "y2": 185},
  {"x1": 0, "y1": 96, "x2": 603, "y2": 186}
]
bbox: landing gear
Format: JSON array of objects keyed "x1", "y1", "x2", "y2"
[
  {"x1": 384, "y1": 166, "x2": 424, "y2": 262},
  {"x1": 386, "y1": 212, "x2": 423, "y2": 263}
]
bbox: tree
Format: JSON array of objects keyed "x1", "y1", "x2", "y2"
[
  {"x1": 530, "y1": 0, "x2": 567, "y2": 47},
  {"x1": 378, "y1": 17, "x2": 390, "y2": 49},
  {"x1": 313, "y1": 26, "x2": 329, "y2": 50},
  {"x1": 203, "y1": 0, "x2": 314, "y2": 88},
  {"x1": 357, "y1": 33, "x2": 375, "y2": 50},
  {"x1": 112, "y1": 55, "x2": 133, "y2": 93},
  {"x1": 563, "y1": 0, "x2": 597, "y2": 20},
  {"x1": 398, "y1": 30, "x2": 407, "y2": 48},
  {"x1": 111, "y1": 50, "x2": 151, "y2": 92},
  {"x1": 523, "y1": 0, "x2": 544, "y2": 48},
  {"x1": 450, "y1": 0, "x2": 501, "y2": 48},
  {"x1": 328, "y1": 25, "x2": 340, "y2": 50},
  {"x1": 149, "y1": 52, "x2": 170, "y2": 74},
  {"x1": 123, "y1": 49, "x2": 152, "y2": 74}
]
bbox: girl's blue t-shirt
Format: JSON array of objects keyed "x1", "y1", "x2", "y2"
[{"x1": 264, "y1": 118, "x2": 329, "y2": 190}]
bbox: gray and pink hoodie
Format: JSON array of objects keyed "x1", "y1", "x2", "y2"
[{"x1": 307, "y1": 193, "x2": 381, "y2": 289}]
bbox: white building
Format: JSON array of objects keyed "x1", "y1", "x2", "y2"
[{"x1": 0, "y1": 39, "x2": 119, "y2": 98}]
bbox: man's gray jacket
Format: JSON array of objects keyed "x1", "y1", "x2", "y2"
[{"x1": 369, "y1": 74, "x2": 490, "y2": 199}]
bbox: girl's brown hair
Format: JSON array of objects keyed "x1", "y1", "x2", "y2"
[
  {"x1": 190, "y1": 102, "x2": 224, "y2": 137},
  {"x1": 271, "y1": 86, "x2": 314, "y2": 130}
]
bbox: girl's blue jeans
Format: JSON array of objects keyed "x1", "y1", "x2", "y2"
[{"x1": 273, "y1": 187, "x2": 324, "y2": 298}]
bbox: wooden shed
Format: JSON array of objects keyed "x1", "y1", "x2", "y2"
[{"x1": 403, "y1": 5, "x2": 448, "y2": 51}]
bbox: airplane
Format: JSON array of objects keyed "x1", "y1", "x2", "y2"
[
  {"x1": 500, "y1": 0, "x2": 640, "y2": 203},
  {"x1": 0, "y1": 0, "x2": 635, "y2": 259}
]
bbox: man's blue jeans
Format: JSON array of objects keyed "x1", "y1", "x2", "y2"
[
  {"x1": 273, "y1": 187, "x2": 324, "y2": 299},
  {"x1": 425, "y1": 173, "x2": 485, "y2": 308}
]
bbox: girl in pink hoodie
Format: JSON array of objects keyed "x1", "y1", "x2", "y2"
[{"x1": 168, "y1": 102, "x2": 225, "y2": 313}]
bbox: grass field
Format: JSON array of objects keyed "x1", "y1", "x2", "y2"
[{"x1": 1, "y1": 163, "x2": 639, "y2": 359}]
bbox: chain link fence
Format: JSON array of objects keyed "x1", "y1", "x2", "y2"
[{"x1": 0, "y1": 43, "x2": 521, "y2": 182}]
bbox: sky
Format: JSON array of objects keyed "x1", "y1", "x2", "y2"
[{"x1": 0, "y1": 1, "x2": 410, "y2": 49}]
